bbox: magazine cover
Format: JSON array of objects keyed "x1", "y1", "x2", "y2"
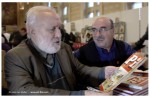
[
  {"x1": 122, "y1": 73, "x2": 148, "y2": 90},
  {"x1": 99, "y1": 52, "x2": 147, "y2": 92}
]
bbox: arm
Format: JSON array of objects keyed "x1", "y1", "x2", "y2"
[
  {"x1": 4, "y1": 50, "x2": 82, "y2": 95},
  {"x1": 65, "y1": 44, "x2": 116, "y2": 87},
  {"x1": 133, "y1": 27, "x2": 148, "y2": 51}
]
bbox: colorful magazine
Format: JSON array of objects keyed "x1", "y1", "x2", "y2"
[
  {"x1": 99, "y1": 52, "x2": 147, "y2": 92},
  {"x1": 122, "y1": 73, "x2": 148, "y2": 90}
]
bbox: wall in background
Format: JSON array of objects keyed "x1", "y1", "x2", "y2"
[{"x1": 64, "y1": 7, "x2": 148, "y2": 43}]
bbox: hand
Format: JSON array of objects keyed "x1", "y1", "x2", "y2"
[
  {"x1": 105, "y1": 66, "x2": 118, "y2": 79},
  {"x1": 84, "y1": 90, "x2": 112, "y2": 96}
]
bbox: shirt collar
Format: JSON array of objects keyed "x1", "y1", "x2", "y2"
[{"x1": 96, "y1": 39, "x2": 116, "y2": 53}]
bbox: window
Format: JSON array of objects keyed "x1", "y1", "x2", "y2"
[
  {"x1": 96, "y1": 2, "x2": 100, "y2": 5},
  {"x1": 88, "y1": 2, "x2": 94, "y2": 7},
  {"x1": 96, "y1": 11, "x2": 100, "y2": 16},
  {"x1": 88, "y1": 12, "x2": 93, "y2": 18},
  {"x1": 48, "y1": 2, "x2": 51, "y2": 7},
  {"x1": 63, "y1": 6, "x2": 68, "y2": 15},
  {"x1": 132, "y1": 2, "x2": 142, "y2": 9},
  {"x1": 64, "y1": 20, "x2": 67, "y2": 24},
  {"x1": 85, "y1": 2, "x2": 101, "y2": 18}
]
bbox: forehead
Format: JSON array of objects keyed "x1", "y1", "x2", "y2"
[
  {"x1": 37, "y1": 12, "x2": 61, "y2": 26},
  {"x1": 92, "y1": 18, "x2": 110, "y2": 27}
]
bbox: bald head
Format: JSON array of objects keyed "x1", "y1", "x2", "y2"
[
  {"x1": 91, "y1": 17, "x2": 114, "y2": 51},
  {"x1": 92, "y1": 17, "x2": 114, "y2": 29}
]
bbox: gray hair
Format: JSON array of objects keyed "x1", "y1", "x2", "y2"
[{"x1": 26, "y1": 6, "x2": 56, "y2": 38}]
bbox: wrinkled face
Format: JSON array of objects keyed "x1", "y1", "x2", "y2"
[
  {"x1": 30, "y1": 12, "x2": 62, "y2": 54},
  {"x1": 92, "y1": 18, "x2": 114, "y2": 50}
]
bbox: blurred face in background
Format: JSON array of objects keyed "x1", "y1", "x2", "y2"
[
  {"x1": 30, "y1": 11, "x2": 62, "y2": 54},
  {"x1": 20, "y1": 28, "x2": 27, "y2": 36},
  {"x1": 92, "y1": 17, "x2": 114, "y2": 51}
]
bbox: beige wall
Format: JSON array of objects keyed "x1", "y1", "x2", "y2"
[{"x1": 102, "y1": 3, "x2": 126, "y2": 14}]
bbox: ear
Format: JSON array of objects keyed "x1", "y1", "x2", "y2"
[{"x1": 112, "y1": 28, "x2": 115, "y2": 36}]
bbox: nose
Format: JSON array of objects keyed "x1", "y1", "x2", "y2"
[
  {"x1": 95, "y1": 30, "x2": 101, "y2": 36},
  {"x1": 54, "y1": 28, "x2": 61, "y2": 38}
]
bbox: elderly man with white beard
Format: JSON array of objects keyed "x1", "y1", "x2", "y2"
[{"x1": 5, "y1": 6, "x2": 117, "y2": 95}]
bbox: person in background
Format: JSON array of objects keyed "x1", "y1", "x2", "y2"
[
  {"x1": 2, "y1": 34, "x2": 11, "y2": 52},
  {"x1": 9, "y1": 27, "x2": 22, "y2": 47},
  {"x1": 69, "y1": 32, "x2": 76, "y2": 50},
  {"x1": 2, "y1": 26, "x2": 10, "y2": 43},
  {"x1": 74, "y1": 17, "x2": 147, "y2": 71},
  {"x1": 5, "y1": 6, "x2": 117, "y2": 95},
  {"x1": 70, "y1": 32, "x2": 76, "y2": 42},
  {"x1": 74, "y1": 17, "x2": 136, "y2": 78},
  {"x1": 20, "y1": 27, "x2": 27, "y2": 40},
  {"x1": 75, "y1": 32, "x2": 81, "y2": 43},
  {"x1": 132, "y1": 26, "x2": 148, "y2": 51},
  {"x1": 60, "y1": 24, "x2": 71, "y2": 45},
  {"x1": 131, "y1": 26, "x2": 148, "y2": 70},
  {"x1": 85, "y1": 33, "x2": 92, "y2": 42}
]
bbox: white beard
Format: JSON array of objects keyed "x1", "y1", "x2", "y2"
[
  {"x1": 38, "y1": 41, "x2": 61, "y2": 54},
  {"x1": 33, "y1": 37, "x2": 61, "y2": 54}
]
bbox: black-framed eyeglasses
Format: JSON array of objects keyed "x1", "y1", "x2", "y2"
[{"x1": 87, "y1": 27, "x2": 113, "y2": 33}]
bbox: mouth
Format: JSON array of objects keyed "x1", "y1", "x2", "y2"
[
  {"x1": 56, "y1": 41, "x2": 59, "y2": 43},
  {"x1": 54, "y1": 41, "x2": 60, "y2": 44},
  {"x1": 96, "y1": 36, "x2": 104, "y2": 42},
  {"x1": 97, "y1": 38, "x2": 104, "y2": 41}
]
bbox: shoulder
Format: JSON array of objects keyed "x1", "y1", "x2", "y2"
[
  {"x1": 60, "y1": 41, "x2": 73, "y2": 53},
  {"x1": 114, "y1": 39, "x2": 135, "y2": 54},
  {"x1": 115, "y1": 39, "x2": 133, "y2": 49},
  {"x1": 114, "y1": 39, "x2": 129, "y2": 48},
  {"x1": 114, "y1": 39, "x2": 125, "y2": 44},
  {"x1": 80, "y1": 41, "x2": 95, "y2": 50},
  {"x1": 6, "y1": 40, "x2": 31, "y2": 58},
  {"x1": 61, "y1": 41, "x2": 71, "y2": 49}
]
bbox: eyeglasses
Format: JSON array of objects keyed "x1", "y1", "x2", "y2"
[{"x1": 88, "y1": 27, "x2": 113, "y2": 33}]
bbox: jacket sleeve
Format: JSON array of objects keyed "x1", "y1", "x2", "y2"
[
  {"x1": 64, "y1": 44, "x2": 105, "y2": 87},
  {"x1": 4, "y1": 49, "x2": 84, "y2": 95},
  {"x1": 133, "y1": 27, "x2": 148, "y2": 51}
]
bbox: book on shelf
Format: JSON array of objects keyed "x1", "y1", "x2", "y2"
[{"x1": 99, "y1": 52, "x2": 147, "y2": 92}]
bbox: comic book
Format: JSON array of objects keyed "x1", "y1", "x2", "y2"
[
  {"x1": 121, "y1": 71, "x2": 148, "y2": 90},
  {"x1": 113, "y1": 84, "x2": 148, "y2": 95},
  {"x1": 99, "y1": 52, "x2": 147, "y2": 92}
]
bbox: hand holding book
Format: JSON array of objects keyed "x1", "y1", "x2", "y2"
[
  {"x1": 99, "y1": 52, "x2": 147, "y2": 92},
  {"x1": 105, "y1": 66, "x2": 118, "y2": 79}
]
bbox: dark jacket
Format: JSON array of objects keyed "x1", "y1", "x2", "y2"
[
  {"x1": 9, "y1": 31, "x2": 22, "y2": 47},
  {"x1": 133, "y1": 27, "x2": 148, "y2": 51},
  {"x1": 78, "y1": 40, "x2": 129, "y2": 67},
  {"x1": 5, "y1": 40, "x2": 105, "y2": 95}
]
